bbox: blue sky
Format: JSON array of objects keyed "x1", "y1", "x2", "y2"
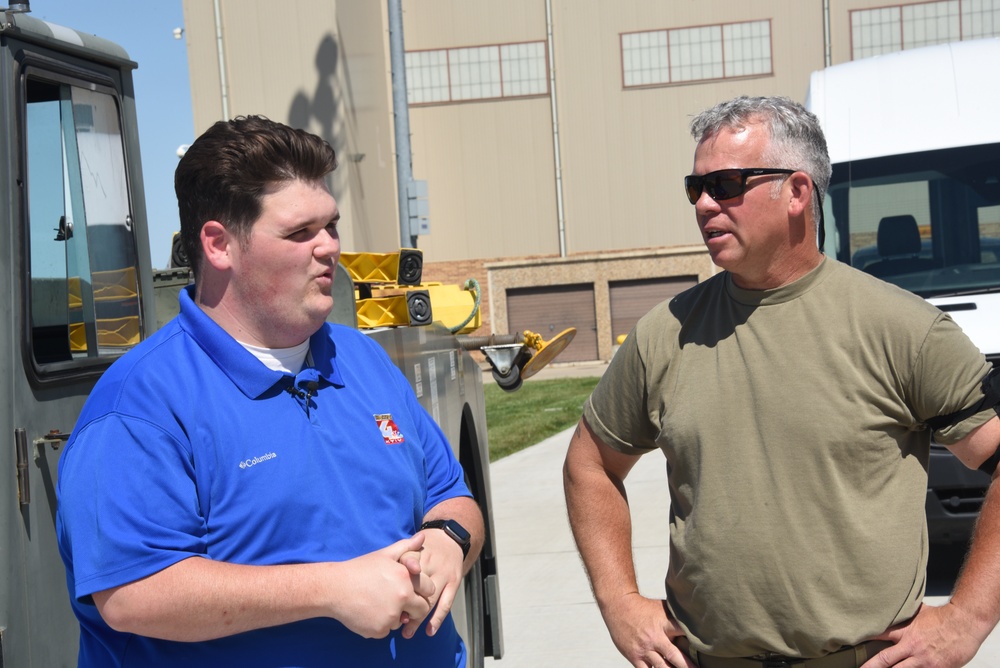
[{"x1": 34, "y1": 0, "x2": 193, "y2": 269}]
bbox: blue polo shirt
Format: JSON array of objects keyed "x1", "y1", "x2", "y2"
[{"x1": 56, "y1": 286, "x2": 471, "y2": 667}]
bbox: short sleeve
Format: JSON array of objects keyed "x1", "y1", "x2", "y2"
[
  {"x1": 405, "y1": 384, "x2": 472, "y2": 510},
  {"x1": 364, "y1": 336, "x2": 471, "y2": 512},
  {"x1": 909, "y1": 313, "x2": 994, "y2": 444},
  {"x1": 58, "y1": 414, "x2": 207, "y2": 599},
  {"x1": 584, "y1": 326, "x2": 661, "y2": 454}
]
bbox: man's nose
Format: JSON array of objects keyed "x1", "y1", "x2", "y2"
[
  {"x1": 315, "y1": 227, "x2": 340, "y2": 258},
  {"x1": 695, "y1": 189, "x2": 721, "y2": 215}
]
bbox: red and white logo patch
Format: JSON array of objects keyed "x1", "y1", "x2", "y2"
[{"x1": 374, "y1": 413, "x2": 405, "y2": 445}]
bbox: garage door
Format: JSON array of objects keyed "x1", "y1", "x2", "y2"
[
  {"x1": 506, "y1": 284, "x2": 597, "y2": 363},
  {"x1": 609, "y1": 276, "x2": 697, "y2": 343}
]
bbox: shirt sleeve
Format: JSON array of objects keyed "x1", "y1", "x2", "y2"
[
  {"x1": 407, "y1": 385, "x2": 472, "y2": 511},
  {"x1": 364, "y1": 336, "x2": 472, "y2": 513},
  {"x1": 584, "y1": 324, "x2": 662, "y2": 454},
  {"x1": 58, "y1": 413, "x2": 207, "y2": 600},
  {"x1": 909, "y1": 312, "x2": 995, "y2": 444}
]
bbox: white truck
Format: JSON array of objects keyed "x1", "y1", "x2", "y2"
[{"x1": 806, "y1": 37, "x2": 1000, "y2": 544}]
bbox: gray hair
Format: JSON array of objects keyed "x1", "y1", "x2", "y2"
[{"x1": 690, "y1": 96, "x2": 831, "y2": 221}]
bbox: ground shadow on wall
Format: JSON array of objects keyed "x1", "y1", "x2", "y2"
[
  {"x1": 289, "y1": 34, "x2": 344, "y2": 156},
  {"x1": 289, "y1": 32, "x2": 374, "y2": 249}
]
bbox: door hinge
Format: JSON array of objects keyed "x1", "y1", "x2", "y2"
[{"x1": 14, "y1": 428, "x2": 29, "y2": 506}]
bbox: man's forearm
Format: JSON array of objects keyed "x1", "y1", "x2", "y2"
[
  {"x1": 94, "y1": 535, "x2": 431, "y2": 642},
  {"x1": 948, "y1": 473, "x2": 1000, "y2": 642},
  {"x1": 563, "y1": 421, "x2": 642, "y2": 611},
  {"x1": 94, "y1": 556, "x2": 341, "y2": 641}
]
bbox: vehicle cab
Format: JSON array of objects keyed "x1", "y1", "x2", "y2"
[{"x1": 807, "y1": 38, "x2": 1000, "y2": 544}]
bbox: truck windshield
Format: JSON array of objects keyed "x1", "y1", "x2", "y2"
[{"x1": 823, "y1": 143, "x2": 1000, "y2": 299}]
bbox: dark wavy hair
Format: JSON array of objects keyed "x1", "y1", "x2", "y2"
[{"x1": 174, "y1": 115, "x2": 337, "y2": 279}]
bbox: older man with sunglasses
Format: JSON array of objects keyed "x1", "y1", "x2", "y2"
[{"x1": 564, "y1": 96, "x2": 1000, "y2": 668}]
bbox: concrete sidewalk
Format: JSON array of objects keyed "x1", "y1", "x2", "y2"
[
  {"x1": 483, "y1": 425, "x2": 670, "y2": 666},
  {"x1": 483, "y1": 425, "x2": 1000, "y2": 667}
]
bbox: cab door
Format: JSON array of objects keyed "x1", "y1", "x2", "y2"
[{"x1": 3, "y1": 40, "x2": 148, "y2": 666}]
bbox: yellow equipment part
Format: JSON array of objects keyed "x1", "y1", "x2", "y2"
[
  {"x1": 93, "y1": 266, "x2": 138, "y2": 301},
  {"x1": 356, "y1": 283, "x2": 480, "y2": 333},
  {"x1": 68, "y1": 276, "x2": 82, "y2": 310},
  {"x1": 520, "y1": 328, "x2": 577, "y2": 379},
  {"x1": 423, "y1": 283, "x2": 480, "y2": 334},
  {"x1": 356, "y1": 295, "x2": 417, "y2": 329},
  {"x1": 340, "y1": 249, "x2": 421, "y2": 285},
  {"x1": 69, "y1": 316, "x2": 141, "y2": 352},
  {"x1": 69, "y1": 323, "x2": 84, "y2": 352},
  {"x1": 68, "y1": 267, "x2": 139, "y2": 308},
  {"x1": 342, "y1": 248, "x2": 479, "y2": 332},
  {"x1": 68, "y1": 266, "x2": 142, "y2": 351}
]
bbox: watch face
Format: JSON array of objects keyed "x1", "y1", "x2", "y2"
[{"x1": 444, "y1": 519, "x2": 470, "y2": 543}]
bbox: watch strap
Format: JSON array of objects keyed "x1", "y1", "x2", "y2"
[{"x1": 420, "y1": 519, "x2": 471, "y2": 558}]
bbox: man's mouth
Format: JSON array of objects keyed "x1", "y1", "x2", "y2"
[{"x1": 706, "y1": 230, "x2": 727, "y2": 239}]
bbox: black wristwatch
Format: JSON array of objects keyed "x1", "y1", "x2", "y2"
[{"x1": 420, "y1": 519, "x2": 471, "y2": 558}]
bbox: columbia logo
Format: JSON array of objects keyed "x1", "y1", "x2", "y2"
[{"x1": 239, "y1": 452, "x2": 278, "y2": 470}]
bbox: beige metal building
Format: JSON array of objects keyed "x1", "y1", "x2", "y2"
[{"x1": 181, "y1": 0, "x2": 1000, "y2": 362}]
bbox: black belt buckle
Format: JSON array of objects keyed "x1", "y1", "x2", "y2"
[{"x1": 762, "y1": 660, "x2": 794, "y2": 668}]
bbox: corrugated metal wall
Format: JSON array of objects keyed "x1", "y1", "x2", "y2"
[
  {"x1": 404, "y1": 0, "x2": 556, "y2": 261},
  {"x1": 181, "y1": 0, "x2": 401, "y2": 255},
  {"x1": 551, "y1": 1, "x2": 824, "y2": 259},
  {"x1": 180, "y1": 0, "x2": 914, "y2": 263},
  {"x1": 398, "y1": 0, "x2": 828, "y2": 263}
]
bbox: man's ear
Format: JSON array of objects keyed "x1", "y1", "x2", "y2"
[
  {"x1": 201, "y1": 221, "x2": 233, "y2": 271},
  {"x1": 787, "y1": 172, "x2": 814, "y2": 218}
]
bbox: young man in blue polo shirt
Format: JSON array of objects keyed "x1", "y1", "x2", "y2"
[{"x1": 56, "y1": 115, "x2": 483, "y2": 667}]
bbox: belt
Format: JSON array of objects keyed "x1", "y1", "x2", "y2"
[{"x1": 688, "y1": 641, "x2": 892, "y2": 668}]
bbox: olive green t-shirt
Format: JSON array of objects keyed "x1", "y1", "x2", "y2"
[{"x1": 584, "y1": 258, "x2": 993, "y2": 658}]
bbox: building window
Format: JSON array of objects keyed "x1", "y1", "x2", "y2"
[
  {"x1": 622, "y1": 19, "x2": 772, "y2": 88},
  {"x1": 500, "y1": 42, "x2": 548, "y2": 97},
  {"x1": 964, "y1": 0, "x2": 1000, "y2": 37},
  {"x1": 724, "y1": 20, "x2": 774, "y2": 77},
  {"x1": 621, "y1": 30, "x2": 669, "y2": 87},
  {"x1": 450, "y1": 46, "x2": 501, "y2": 101},
  {"x1": 852, "y1": 6, "x2": 903, "y2": 58},
  {"x1": 851, "y1": 0, "x2": 1000, "y2": 59},
  {"x1": 905, "y1": 0, "x2": 960, "y2": 48},
  {"x1": 669, "y1": 26, "x2": 723, "y2": 82},
  {"x1": 406, "y1": 50, "x2": 450, "y2": 104},
  {"x1": 406, "y1": 41, "x2": 548, "y2": 105}
]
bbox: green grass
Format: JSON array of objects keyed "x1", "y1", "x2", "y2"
[{"x1": 484, "y1": 377, "x2": 600, "y2": 461}]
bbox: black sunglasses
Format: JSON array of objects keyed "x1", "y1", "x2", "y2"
[{"x1": 684, "y1": 168, "x2": 796, "y2": 205}]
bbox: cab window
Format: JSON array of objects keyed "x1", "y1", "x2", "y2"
[{"x1": 25, "y1": 75, "x2": 141, "y2": 368}]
